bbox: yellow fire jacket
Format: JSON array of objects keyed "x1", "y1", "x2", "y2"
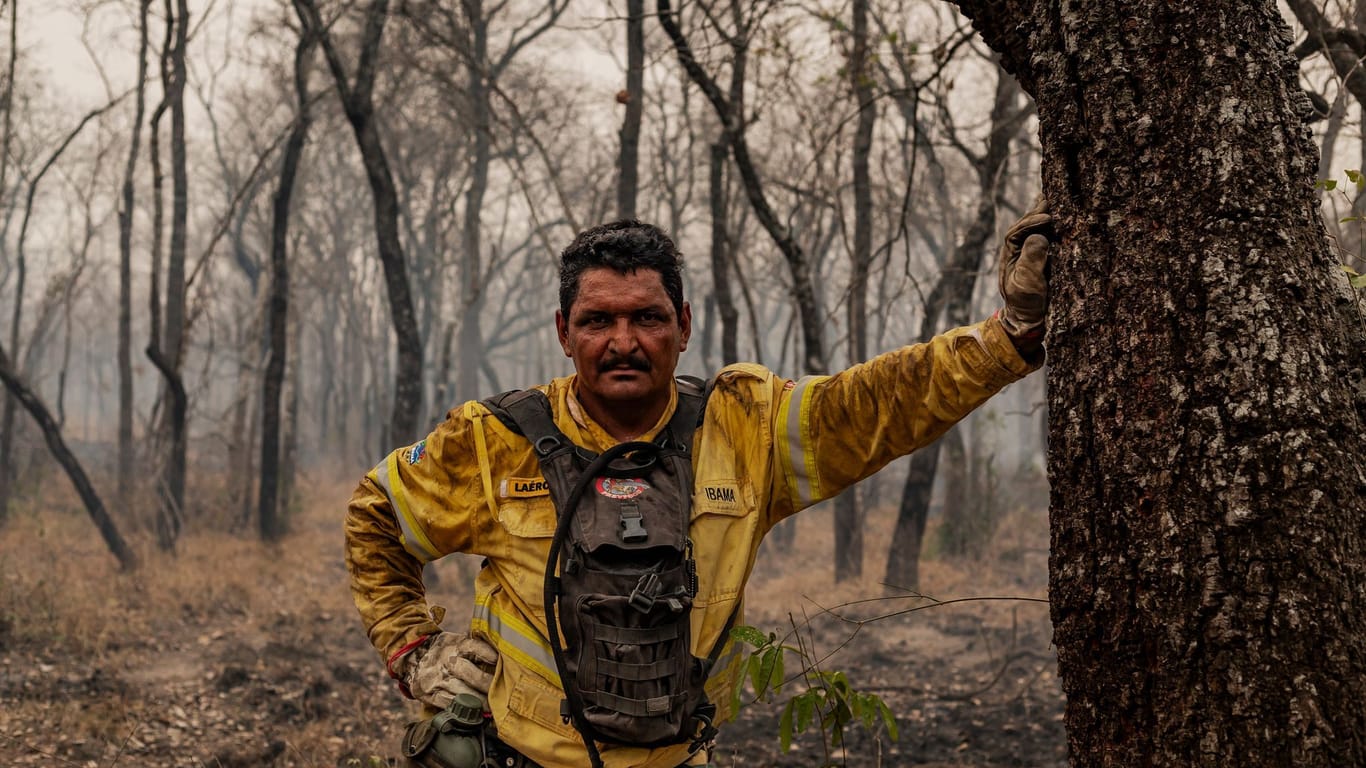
[{"x1": 345, "y1": 316, "x2": 1039, "y2": 768}]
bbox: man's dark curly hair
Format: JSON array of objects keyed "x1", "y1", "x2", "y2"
[{"x1": 558, "y1": 219, "x2": 685, "y2": 321}]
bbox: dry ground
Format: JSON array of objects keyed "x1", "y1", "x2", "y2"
[{"x1": 0, "y1": 472, "x2": 1063, "y2": 767}]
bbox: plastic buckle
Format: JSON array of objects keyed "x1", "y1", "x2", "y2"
[
  {"x1": 619, "y1": 503, "x2": 648, "y2": 543},
  {"x1": 629, "y1": 572, "x2": 661, "y2": 613}
]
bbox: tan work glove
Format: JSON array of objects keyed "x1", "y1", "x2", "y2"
[
  {"x1": 997, "y1": 197, "x2": 1053, "y2": 345},
  {"x1": 403, "y1": 632, "x2": 498, "y2": 711}
]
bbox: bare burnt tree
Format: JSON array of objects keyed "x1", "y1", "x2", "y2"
[
  {"x1": 402, "y1": 0, "x2": 571, "y2": 405},
  {"x1": 829, "y1": 0, "x2": 879, "y2": 583},
  {"x1": 0, "y1": 343, "x2": 137, "y2": 570},
  {"x1": 258, "y1": 20, "x2": 315, "y2": 542},
  {"x1": 144, "y1": 0, "x2": 191, "y2": 553},
  {"x1": 117, "y1": 0, "x2": 151, "y2": 519},
  {"x1": 657, "y1": 0, "x2": 828, "y2": 377},
  {"x1": 881, "y1": 53, "x2": 1029, "y2": 592},
  {"x1": 0, "y1": 97, "x2": 125, "y2": 520},
  {"x1": 617, "y1": 0, "x2": 646, "y2": 218},
  {"x1": 293, "y1": 0, "x2": 424, "y2": 447},
  {"x1": 955, "y1": 1, "x2": 1366, "y2": 764}
]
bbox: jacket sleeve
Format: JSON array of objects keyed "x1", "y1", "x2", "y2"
[
  {"x1": 771, "y1": 314, "x2": 1039, "y2": 519},
  {"x1": 344, "y1": 404, "x2": 493, "y2": 662}
]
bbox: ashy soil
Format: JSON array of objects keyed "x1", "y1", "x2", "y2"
[{"x1": 0, "y1": 474, "x2": 1064, "y2": 767}]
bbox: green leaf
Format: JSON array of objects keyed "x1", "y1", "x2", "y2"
[
  {"x1": 1318, "y1": 178, "x2": 1339, "y2": 191},
  {"x1": 756, "y1": 648, "x2": 779, "y2": 697},
  {"x1": 1347, "y1": 169, "x2": 1364, "y2": 188},
  {"x1": 748, "y1": 653, "x2": 765, "y2": 696},
  {"x1": 730, "y1": 625, "x2": 769, "y2": 648},
  {"x1": 770, "y1": 648, "x2": 785, "y2": 695},
  {"x1": 795, "y1": 691, "x2": 816, "y2": 732},
  {"x1": 779, "y1": 699, "x2": 796, "y2": 751},
  {"x1": 877, "y1": 697, "x2": 899, "y2": 741},
  {"x1": 1341, "y1": 216, "x2": 1358, "y2": 223},
  {"x1": 1352, "y1": 273, "x2": 1366, "y2": 288}
]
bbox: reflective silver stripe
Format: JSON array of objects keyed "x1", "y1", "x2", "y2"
[
  {"x1": 708, "y1": 637, "x2": 742, "y2": 683},
  {"x1": 472, "y1": 597, "x2": 560, "y2": 685},
  {"x1": 784, "y1": 376, "x2": 822, "y2": 508},
  {"x1": 371, "y1": 457, "x2": 439, "y2": 564}
]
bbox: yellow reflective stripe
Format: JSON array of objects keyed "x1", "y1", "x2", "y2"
[
  {"x1": 472, "y1": 412, "x2": 499, "y2": 517},
  {"x1": 473, "y1": 593, "x2": 560, "y2": 685},
  {"x1": 373, "y1": 454, "x2": 440, "y2": 563},
  {"x1": 780, "y1": 376, "x2": 824, "y2": 508}
]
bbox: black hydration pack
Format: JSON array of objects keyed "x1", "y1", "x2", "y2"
[{"x1": 482, "y1": 377, "x2": 736, "y2": 767}]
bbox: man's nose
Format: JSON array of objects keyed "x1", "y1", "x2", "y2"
[{"x1": 607, "y1": 318, "x2": 637, "y2": 350}]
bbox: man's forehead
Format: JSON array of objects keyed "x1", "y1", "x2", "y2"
[{"x1": 574, "y1": 268, "x2": 670, "y2": 300}]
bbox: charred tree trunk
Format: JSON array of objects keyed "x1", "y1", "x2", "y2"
[
  {"x1": 956, "y1": 1, "x2": 1366, "y2": 763},
  {"x1": 145, "y1": 0, "x2": 191, "y2": 552},
  {"x1": 295, "y1": 0, "x2": 423, "y2": 447},
  {"x1": 457, "y1": 7, "x2": 490, "y2": 405},
  {"x1": 0, "y1": 343, "x2": 137, "y2": 570},
  {"x1": 884, "y1": 63, "x2": 1023, "y2": 592},
  {"x1": 657, "y1": 0, "x2": 827, "y2": 376},
  {"x1": 259, "y1": 27, "x2": 313, "y2": 542},
  {"x1": 616, "y1": 0, "x2": 645, "y2": 219},
  {"x1": 832, "y1": 0, "x2": 877, "y2": 583},
  {"x1": 117, "y1": 0, "x2": 151, "y2": 520},
  {"x1": 708, "y1": 140, "x2": 739, "y2": 366}
]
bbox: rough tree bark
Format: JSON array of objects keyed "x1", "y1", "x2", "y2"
[
  {"x1": 258, "y1": 24, "x2": 314, "y2": 542},
  {"x1": 294, "y1": 0, "x2": 423, "y2": 447},
  {"x1": 954, "y1": 1, "x2": 1366, "y2": 764}
]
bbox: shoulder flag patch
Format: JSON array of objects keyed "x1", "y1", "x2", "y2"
[{"x1": 407, "y1": 439, "x2": 427, "y2": 465}]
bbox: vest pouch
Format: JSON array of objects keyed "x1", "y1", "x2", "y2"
[{"x1": 573, "y1": 588, "x2": 695, "y2": 746}]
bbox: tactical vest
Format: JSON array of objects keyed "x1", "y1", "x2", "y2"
[{"x1": 483, "y1": 377, "x2": 736, "y2": 768}]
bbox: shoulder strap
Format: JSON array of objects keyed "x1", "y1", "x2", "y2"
[{"x1": 481, "y1": 389, "x2": 565, "y2": 448}]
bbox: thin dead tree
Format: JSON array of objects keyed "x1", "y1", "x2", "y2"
[
  {"x1": 259, "y1": 18, "x2": 316, "y2": 541},
  {"x1": 294, "y1": 0, "x2": 424, "y2": 447}
]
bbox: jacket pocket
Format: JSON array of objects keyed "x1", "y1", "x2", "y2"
[{"x1": 497, "y1": 497, "x2": 558, "y2": 538}]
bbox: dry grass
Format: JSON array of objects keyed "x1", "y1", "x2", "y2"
[{"x1": 0, "y1": 466, "x2": 1055, "y2": 767}]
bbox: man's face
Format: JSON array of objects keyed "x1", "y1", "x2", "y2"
[{"x1": 556, "y1": 267, "x2": 691, "y2": 412}]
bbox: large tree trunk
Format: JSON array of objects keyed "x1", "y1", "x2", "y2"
[
  {"x1": 259, "y1": 26, "x2": 313, "y2": 542},
  {"x1": 956, "y1": 1, "x2": 1366, "y2": 764}
]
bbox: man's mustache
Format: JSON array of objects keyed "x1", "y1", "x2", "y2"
[{"x1": 599, "y1": 354, "x2": 650, "y2": 373}]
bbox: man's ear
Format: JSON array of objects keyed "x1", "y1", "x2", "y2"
[
  {"x1": 555, "y1": 309, "x2": 572, "y2": 357},
  {"x1": 678, "y1": 301, "x2": 692, "y2": 352}
]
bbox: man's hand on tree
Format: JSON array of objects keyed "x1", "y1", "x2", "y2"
[
  {"x1": 998, "y1": 196, "x2": 1053, "y2": 351},
  {"x1": 403, "y1": 632, "x2": 498, "y2": 710}
]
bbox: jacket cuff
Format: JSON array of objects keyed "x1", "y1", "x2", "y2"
[
  {"x1": 386, "y1": 633, "x2": 436, "y2": 699},
  {"x1": 980, "y1": 313, "x2": 1045, "y2": 377}
]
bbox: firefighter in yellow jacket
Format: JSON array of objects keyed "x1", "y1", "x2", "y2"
[{"x1": 346, "y1": 204, "x2": 1052, "y2": 768}]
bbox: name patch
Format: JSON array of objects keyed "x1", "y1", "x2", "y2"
[
  {"x1": 699, "y1": 483, "x2": 741, "y2": 512},
  {"x1": 502, "y1": 477, "x2": 550, "y2": 498}
]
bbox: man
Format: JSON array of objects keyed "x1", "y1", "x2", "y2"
[{"x1": 346, "y1": 206, "x2": 1052, "y2": 768}]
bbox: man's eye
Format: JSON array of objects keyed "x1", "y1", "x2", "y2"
[{"x1": 638, "y1": 311, "x2": 664, "y2": 324}]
